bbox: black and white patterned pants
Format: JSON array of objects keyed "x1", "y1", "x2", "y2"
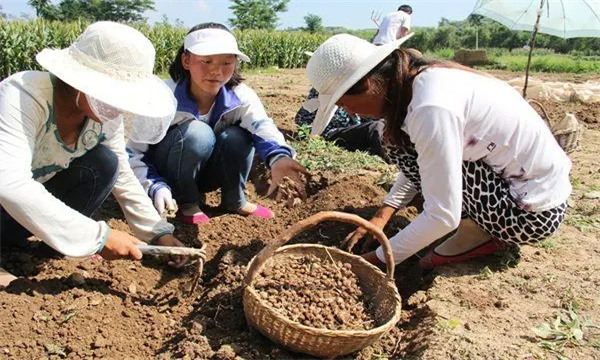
[{"x1": 383, "y1": 144, "x2": 568, "y2": 246}]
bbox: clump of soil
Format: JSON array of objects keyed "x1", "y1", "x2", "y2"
[
  {"x1": 274, "y1": 174, "x2": 330, "y2": 208},
  {"x1": 276, "y1": 176, "x2": 304, "y2": 208},
  {"x1": 253, "y1": 254, "x2": 375, "y2": 331}
]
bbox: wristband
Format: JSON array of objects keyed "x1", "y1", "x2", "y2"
[
  {"x1": 149, "y1": 182, "x2": 171, "y2": 199},
  {"x1": 268, "y1": 153, "x2": 290, "y2": 168}
]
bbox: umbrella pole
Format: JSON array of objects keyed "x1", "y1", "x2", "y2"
[{"x1": 523, "y1": 0, "x2": 545, "y2": 98}]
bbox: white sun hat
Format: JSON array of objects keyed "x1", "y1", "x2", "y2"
[
  {"x1": 306, "y1": 33, "x2": 414, "y2": 136},
  {"x1": 36, "y1": 21, "x2": 176, "y2": 144},
  {"x1": 184, "y1": 28, "x2": 250, "y2": 62}
]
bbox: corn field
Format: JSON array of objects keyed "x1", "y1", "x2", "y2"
[{"x1": 0, "y1": 19, "x2": 329, "y2": 79}]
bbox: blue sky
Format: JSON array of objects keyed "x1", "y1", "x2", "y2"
[{"x1": 1, "y1": 0, "x2": 479, "y2": 29}]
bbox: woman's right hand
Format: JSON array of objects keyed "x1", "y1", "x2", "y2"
[
  {"x1": 341, "y1": 205, "x2": 397, "y2": 253},
  {"x1": 153, "y1": 184, "x2": 176, "y2": 216},
  {"x1": 99, "y1": 229, "x2": 144, "y2": 261},
  {"x1": 342, "y1": 216, "x2": 388, "y2": 253}
]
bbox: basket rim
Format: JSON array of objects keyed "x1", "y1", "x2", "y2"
[{"x1": 243, "y1": 243, "x2": 402, "y2": 337}]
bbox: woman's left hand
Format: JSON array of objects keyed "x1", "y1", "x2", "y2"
[
  {"x1": 267, "y1": 157, "x2": 309, "y2": 200},
  {"x1": 154, "y1": 234, "x2": 189, "y2": 268}
]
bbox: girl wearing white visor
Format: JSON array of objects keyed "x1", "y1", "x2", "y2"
[
  {"x1": 0, "y1": 22, "x2": 188, "y2": 287},
  {"x1": 128, "y1": 23, "x2": 307, "y2": 224}
]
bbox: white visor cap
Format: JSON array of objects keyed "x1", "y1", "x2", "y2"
[{"x1": 184, "y1": 28, "x2": 250, "y2": 62}]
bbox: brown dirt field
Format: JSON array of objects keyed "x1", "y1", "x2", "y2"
[{"x1": 1, "y1": 68, "x2": 599, "y2": 360}]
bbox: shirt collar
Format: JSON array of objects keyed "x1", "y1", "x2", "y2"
[{"x1": 174, "y1": 77, "x2": 242, "y2": 126}]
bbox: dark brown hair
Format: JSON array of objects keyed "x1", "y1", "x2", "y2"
[
  {"x1": 345, "y1": 49, "x2": 478, "y2": 148},
  {"x1": 168, "y1": 22, "x2": 244, "y2": 88},
  {"x1": 398, "y1": 4, "x2": 412, "y2": 14}
]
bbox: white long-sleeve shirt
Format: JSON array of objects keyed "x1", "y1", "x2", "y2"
[
  {"x1": 0, "y1": 71, "x2": 174, "y2": 257},
  {"x1": 376, "y1": 68, "x2": 572, "y2": 264},
  {"x1": 373, "y1": 10, "x2": 412, "y2": 45}
]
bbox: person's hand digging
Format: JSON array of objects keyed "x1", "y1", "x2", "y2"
[
  {"x1": 152, "y1": 183, "x2": 177, "y2": 217},
  {"x1": 267, "y1": 156, "x2": 309, "y2": 201},
  {"x1": 99, "y1": 229, "x2": 144, "y2": 261},
  {"x1": 341, "y1": 205, "x2": 396, "y2": 253}
]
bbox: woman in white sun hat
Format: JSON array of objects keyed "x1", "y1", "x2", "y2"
[
  {"x1": 307, "y1": 34, "x2": 571, "y2": 269},
  {"x1": 0, "y1": 21, "x2": 189, "y2": 287},
  {"x1": 127, "y1": 23, "x2": 307, "y2": 224}
]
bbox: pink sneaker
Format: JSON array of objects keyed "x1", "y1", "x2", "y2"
[
  {"x1": 177, "y1": 210, "x2": 210, "y2": 225},
  {"x1": 248, "y1": 205, "x2": 275, "y2": 219}
]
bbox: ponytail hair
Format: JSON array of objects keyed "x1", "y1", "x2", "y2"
[{"x1": 168, "y1": 22, "x2": 244, "y2": 87}]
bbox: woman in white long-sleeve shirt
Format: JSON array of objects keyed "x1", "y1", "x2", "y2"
[
  {"x1": 0, "y1": 22, "x2": 189, "y2": 286},
  {"x1": 306, "y1": 34, "x2": 571, "y2": 268}
]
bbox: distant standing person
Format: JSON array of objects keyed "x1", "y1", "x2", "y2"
[{"x1": 373, "y1": 4, "x2": 412, "y2": 45}]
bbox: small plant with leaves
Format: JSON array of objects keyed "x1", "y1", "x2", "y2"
[
  {"x1": 437, "y1": 316, "x2": 461, "y2": 331},
  {"x1": 61, "y1": 310, "x2": 77, "y2": 324},
  {"x1": 478, "y1": 266, "x2": 494, "y2": 280},
  {"x1": 45, "y1": 343, "x2": 67, "y2": 357},
  {"x1": 532, "y1": 304, "x2": 599, "y2": 353}
]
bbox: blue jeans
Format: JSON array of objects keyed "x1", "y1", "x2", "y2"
[
  {"x1": 0, "y1": 144, "x2": 118, "y2": 246},
  {"x1": 148, "y1": 120, "x2": 255, "y2": 211}
]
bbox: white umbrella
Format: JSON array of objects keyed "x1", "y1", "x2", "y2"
[{"x1": 472, "y1": 0, "x2": 600, "y2": 97}]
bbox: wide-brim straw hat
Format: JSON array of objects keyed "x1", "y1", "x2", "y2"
[
  {"x1": 306, "y1": 33, "x2": 414, "y2": 135},
  {"x1": 36, "y1": 21, "x2": 176, "y2": 121}
]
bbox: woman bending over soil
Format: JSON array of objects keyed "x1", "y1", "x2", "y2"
[
  {"x1": 0, "y1": 22, "x2": 189, "y2": 287},
  {"x1": 306, "y1": 34, "x2": 571, "y2": 268}
]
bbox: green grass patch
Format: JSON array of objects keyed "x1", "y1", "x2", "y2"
[
  {"x1": 437, "y1": 317, "x2": 462, "y2": 331},
  {"x1": 566, "y1": 200, "x2": 600, "y2": 232},
  {"x1": 425, "y1": 48, "x2": 455, "y2": 60},
  {"x1": 534, "y1": 238, "x2": 557, "y2": 250},
  {"x1": 588, "y1": 183, "x2": 600, "y2": 192},
  {"x1": 424, "y1": 48, "x2": 600, "y2": 74},
  {"x1": 566, "y1": 213, "x2": 600, "y2": 232},
  {"x1": 485, "y1": 54, "x2": 600, "y2": 74},
  {"x1": 291, "y1": 125, "x2": 393, "y2": 174}
]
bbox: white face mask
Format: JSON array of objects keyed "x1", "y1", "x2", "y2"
[
  {"x1": 81, "y1": 93, "x2": 124, "y2": 138},
  {"x1": 84, "y1": 94, "x2": 171, "y2": 144}
]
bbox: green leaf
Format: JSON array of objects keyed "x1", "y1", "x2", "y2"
[
  {"x1": 45, "y1": 343, "x2": 66, "y2": 357},
  {"x1": 553, "y1": 315, "x2": 562, "y2": 330},
  {"x1": 532, "y1": 323, "x2": 552, "y2": 339},
  {"x1": 61, "y1": 310, "x2": 77, "y2": 323},
  {"x1": 572, "y1": 328, "x2": 584, "y2": 342}
]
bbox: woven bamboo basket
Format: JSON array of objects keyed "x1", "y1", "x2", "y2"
[
  {"x1": 528, "y1": 99, "x2": 584, "y2": 154},
  {"x1": 243, "y1": 211, "x2": 402, "y2": 359}
]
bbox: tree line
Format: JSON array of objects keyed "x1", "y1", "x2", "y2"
[
  {"x1": 301, "y1": 14, "x2": 600, "y2": 56},
  {"x1": 408, "y1": 15, "x2": 600, "y2": 56}
]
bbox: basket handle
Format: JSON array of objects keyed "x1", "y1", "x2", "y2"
[
  {"x1": 244, "y1": 211, "x2": 396, "y2": 286},
  {"x1": 528, "y1": 99, "x2": 554, "y2": 128}
]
